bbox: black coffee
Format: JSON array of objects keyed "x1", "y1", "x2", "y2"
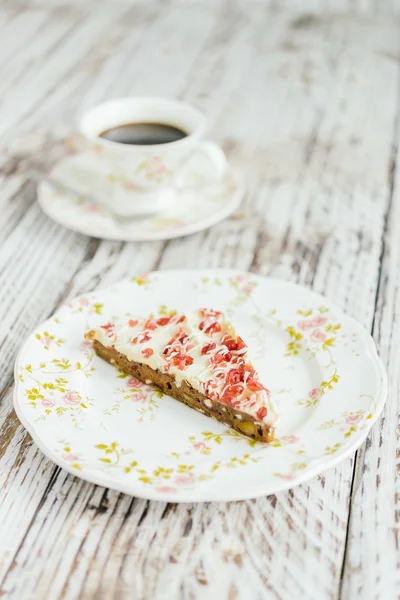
[{"x1": 99, "y1": 122, "x2": 188, "y2": 145}]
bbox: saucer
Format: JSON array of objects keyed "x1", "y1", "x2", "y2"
[{"x1": 37, "y1": 153, "x2": 244, "y2": 241}]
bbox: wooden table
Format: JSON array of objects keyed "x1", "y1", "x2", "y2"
[{"x1": 1, "y1": 1, "x2": 399, "y2": 598}]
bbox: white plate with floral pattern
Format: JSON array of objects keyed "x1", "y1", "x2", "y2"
[
  {"x1": 37, "y1": 154, "x2": 244, "y2": 241},
  {"x1": 13, "y1": 270, "x2": 387, "y2": 502}
]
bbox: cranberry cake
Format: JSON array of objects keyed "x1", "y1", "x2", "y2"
[{"x1": 86, "y1": 309, "x2": 277, "y2": 442}]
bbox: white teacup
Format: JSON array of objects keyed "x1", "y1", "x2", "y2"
[{"x1": 79, "y1": 97, "x2": 227, "y2": 217}]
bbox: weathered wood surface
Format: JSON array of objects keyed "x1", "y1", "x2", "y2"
[{"x1": 0, "y1": 2, "x2": 399, "y2": 599}]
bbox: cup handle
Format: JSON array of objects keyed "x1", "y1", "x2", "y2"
[
  {"x1": 174, "y1": 141, "x2": 227, "y2": 190},
  {"x1": 194, "y1": 141, "x2": 227, "y2": 179}
]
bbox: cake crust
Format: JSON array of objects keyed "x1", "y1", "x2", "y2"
[{"x1": 92, "y1": 339, "x2": 274, "y2": 443}]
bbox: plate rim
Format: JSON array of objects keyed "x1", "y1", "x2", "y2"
[{"x1": 13, "y1": 270, "x2": 388, "y2": 502}]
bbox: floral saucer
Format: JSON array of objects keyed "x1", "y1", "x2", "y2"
[
  {"x1": 13, "y1": 270, "x2": 387, "y2": 502},
  {"x1": 36, "y1": 153, "x2": 244, "y2": 241}
]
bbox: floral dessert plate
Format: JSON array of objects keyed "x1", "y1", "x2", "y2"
[
  {"x1": 13, "y1": 270, "x2": 387, "y2": 502},
  {"x1": 37, "y1": 153, "x2": 244, "y2": 241}
]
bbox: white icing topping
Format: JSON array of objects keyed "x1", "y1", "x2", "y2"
[{"x1": 93, "y1": 309, "x2": 277, "y2": 425}]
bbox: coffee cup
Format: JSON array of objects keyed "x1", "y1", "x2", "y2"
[{"x1": 79, "y1": 97, "x2": 227, "y2": 217}]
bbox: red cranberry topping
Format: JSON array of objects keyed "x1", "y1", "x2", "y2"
[
  {"x1": 256, "y1": 407, "x2": 267, "y2": 420},
  {"x1": 141, "y1": 348, "x2": 154, "y2": 358}
]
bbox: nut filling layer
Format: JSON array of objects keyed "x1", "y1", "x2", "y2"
[{"x1": 92, "y1": 340, "x2": 274, "y2": 443}]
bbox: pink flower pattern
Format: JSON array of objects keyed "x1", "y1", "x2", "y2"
[
  {"x1": 124, "y1": 181, "x2": 138, "y2": 191},
  {"x1": 345, "y1": 414, "x2": 363, "y2": 425},
  {"x1": 309, "y1": 387, "x2": 321, "y2": 400},
  {"x1": 230, "y1": 275, "x2": 257, "y2": 299},
  {"x1": 276, "y1": 473, "x2": 295, "y2": 481},
  {"x1": 148, "y1": 157, "x2": 168, "y2": 176},
  {"x1": 63, "y1": 453, "x2": 80, "y2": 462},
  {"x1": 175, "y1": 474, "x2": 196, "y2": 486},
  {"x1": 297, "y1": 320, "x2": 314, "y2": 331},
  {"x1": 64, "y1": 391, "x2": 81, "y2": 406},
  {"x1": 41, "y1": 396, "x2": 55, "y2": 407},
  {"x1": 311, "y1": 316, "x2": 327, "y2": 327},
  {"x1": 193, "y1": 442, "x2": 207, "y2": 450},
  {"x1": 281, "y1": 435, "x2": 299, "y2": 444},
  {"x1": 297, "y1": 314, "x2": 331, "y2": 340},
  {"x1": 131, "y1": 392, "x2": 147, "y2": 403},
  {"x1": 40, "y1": 335, "x2": 53, "y2": 348},
  {"x1": 127, "y1": 376, "x2": 143, "y2": 389},
  {"x1": 311, "y1": 329, "x2": 326, "y2": 343}
]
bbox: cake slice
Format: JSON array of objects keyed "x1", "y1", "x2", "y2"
[{"x1": 86, "y1": 309, "x2": 277, "y2": 442}]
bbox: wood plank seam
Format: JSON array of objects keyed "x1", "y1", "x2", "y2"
[{"x1": 338, "y1": 61, "x2": 400, "y2": 600}]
